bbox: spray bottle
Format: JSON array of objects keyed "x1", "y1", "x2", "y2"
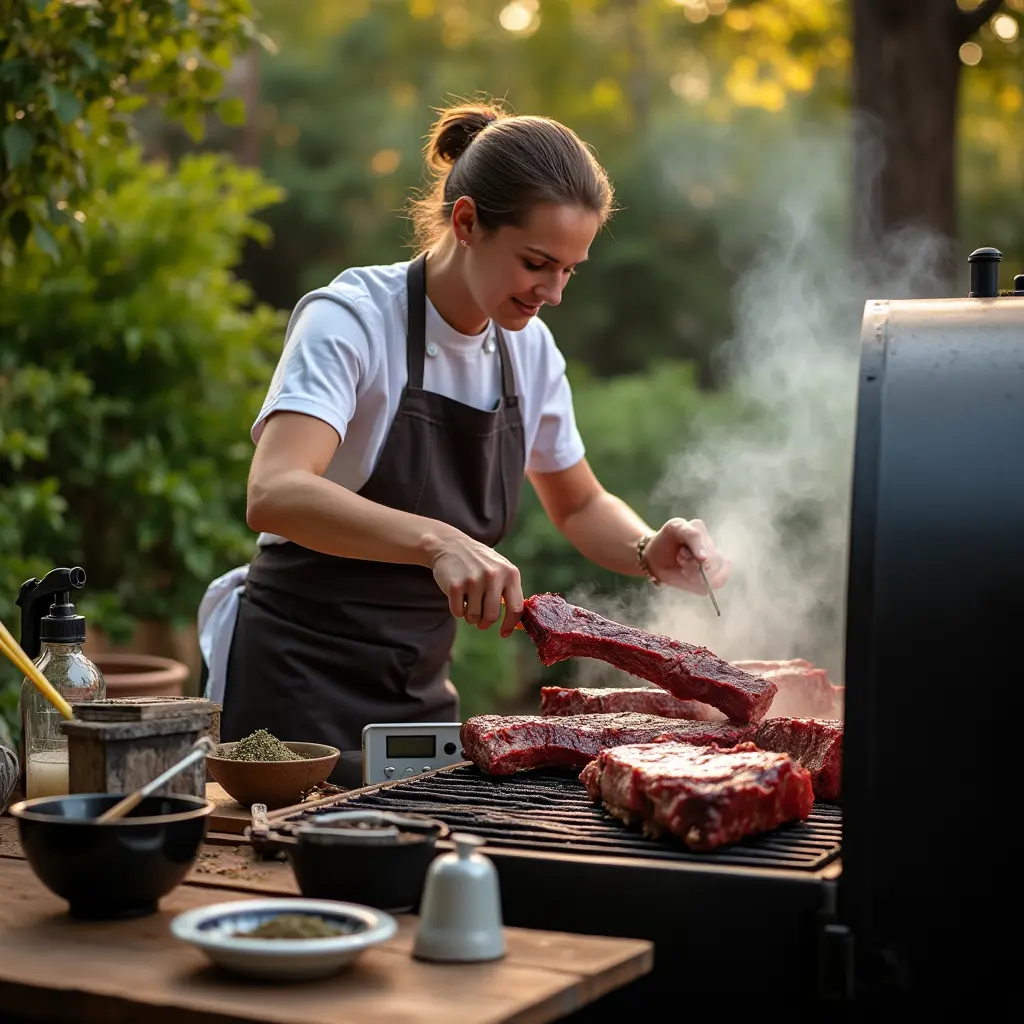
[{"x1": 17, "y1": 567, "x2": 105, "y2": 799}]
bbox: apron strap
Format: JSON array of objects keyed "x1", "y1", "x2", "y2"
[
  {"x1": 494, "y1": 326, "x2": 517, "y2": 402},
  {"x1": 406, "y1": 253, "x2": 428, "y2": 389},
  {"x1": 406, "y1": 251, "x2": 518, "y2": 402}
]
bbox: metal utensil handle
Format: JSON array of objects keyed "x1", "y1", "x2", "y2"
[{"x1": 698, "y1": 562, "x2": 722, "y2": 618}]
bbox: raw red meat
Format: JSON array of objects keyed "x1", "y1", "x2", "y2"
[
  {"x1": 521, "y1": 594, "x2": 777, "y2": 724},
  {"x1": 731, "y1": 660, "x2": 845, "y2": 720},
  {"x1": 540, "y1": 686, "x2": 723, "y2": 721},
  {"x1": 580, "y1": 741, "x2": 814, "y2": 851},
  {"x1": 460, "y1": 713, "x2": 755, "y2": 776},
  {"x1": 753, "y1": 718, "x2": 843, "y2": 801}
]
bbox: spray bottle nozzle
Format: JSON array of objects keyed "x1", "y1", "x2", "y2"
[{"x1": 16, "y1": 567, "x2": 88, "y2": 659}]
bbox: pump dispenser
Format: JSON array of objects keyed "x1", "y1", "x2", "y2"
[{"x1": 17, "y1": 567, "x2": 105, "y2": 799}]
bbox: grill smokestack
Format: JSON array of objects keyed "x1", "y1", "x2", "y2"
[{"x1": 968, "y1": 246, "x2": 1002, "y2": 298}]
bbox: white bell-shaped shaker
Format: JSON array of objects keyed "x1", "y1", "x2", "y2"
[{"x1": 412, "y1": 833, "x2": 506, "y2": 962}]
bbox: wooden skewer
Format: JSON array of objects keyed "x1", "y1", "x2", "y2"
[{"x1": 0, "y1": 619, "x2": 74, "y2": 720}]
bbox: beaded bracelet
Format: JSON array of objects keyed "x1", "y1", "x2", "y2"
[{"x1": 636, "y1": 533, "x2": 663, "y2": 586}]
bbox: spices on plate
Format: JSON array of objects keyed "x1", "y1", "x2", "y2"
[
  {"x1": 241, "y1": 914, "x2": 345, "y2": 939},
  {"x1": 229, "y1": 729, "x2": 301, "y2": 762}
]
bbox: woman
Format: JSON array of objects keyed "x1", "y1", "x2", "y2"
[{"x1": 200, "y1": 101, "x2": 730, "y2": 788}]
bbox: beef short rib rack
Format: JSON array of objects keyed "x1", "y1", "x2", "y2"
[
  {"x1": 521, "y1": 593, "x2": 777, "y2": 723},
  {"x1": 732, "y1": 659, "x2": 845, "y2": 720},
  {"x1": 540, "y1": 685, "x2": 723, "y2": 722},
  {"x1": 461, "y1": 713, "x2": 755, "y2": 776},
  {"x1": 580, "y1": 740, "x2": 814, "y2": 850}
]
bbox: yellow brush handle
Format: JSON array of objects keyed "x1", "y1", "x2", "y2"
[{"x1": 0, "y1": 620, "x2": 74, "y2": 721}]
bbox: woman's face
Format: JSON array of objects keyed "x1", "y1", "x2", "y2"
[{"x1": 458, "y1": 201, "x2": 602, "y2": 331}]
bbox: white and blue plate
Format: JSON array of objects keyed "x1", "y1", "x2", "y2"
[{"x1": 171, "y1": 897, "x2": 398, "y2": 981}]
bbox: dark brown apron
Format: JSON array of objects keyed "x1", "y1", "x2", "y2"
[{"x1": 220, "y1": 255, "x2": 526, "y2": 787}]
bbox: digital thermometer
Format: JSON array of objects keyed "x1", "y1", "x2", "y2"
[{"x1": 361, "y1": 722, "x2": 464, "y2": 786}]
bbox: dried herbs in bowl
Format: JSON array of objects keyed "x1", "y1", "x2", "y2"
[{"x1": 206, "y1": 734, "x2": 340, "y2": 809}]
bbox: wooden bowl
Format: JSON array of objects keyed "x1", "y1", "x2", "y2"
[{"x1": 206, "y1": 742, "x2": 340, "y2": 810}]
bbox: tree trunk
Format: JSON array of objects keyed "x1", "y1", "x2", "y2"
[
  {"x1": 851, "y1": 0, "x2": 1003, "y2": 289},
  {"x1": 238, "y1": 47, "x2": 263, "y2": 168}
]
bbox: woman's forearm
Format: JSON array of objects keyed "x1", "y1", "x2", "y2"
[
  {"x1": 558, "y1": 491, "x2": 653, "y2": 576},
  {"x1": 247, "y1": 468, "x2": 455, "y2": 566}
]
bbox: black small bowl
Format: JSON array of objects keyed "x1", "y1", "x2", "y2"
[
  {"x1": 9, "y1": 793, "x2": 212, "y2": 921},
  {"x1": 287, "y1": 811, "x2": 447, "y2": 913}
]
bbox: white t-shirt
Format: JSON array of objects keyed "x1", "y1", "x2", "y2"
[{"x1": 253, "y1": 259, "x2": 586, "y2": 546}]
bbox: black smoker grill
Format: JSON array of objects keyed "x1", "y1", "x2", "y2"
[
  {"x1": 258, "y1": 249, "x2": 1024, "y2": 1016},
  {"x1": 266, "y1": 763, "x2": 844, "y2": 1012}
]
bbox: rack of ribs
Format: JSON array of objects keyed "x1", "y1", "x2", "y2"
[
  {"x1": 460, "y1": 713, "x2": 756, "y2": 776},
  {"x1": 521, "y1": 593, "x2": 777, "y2": 723}
]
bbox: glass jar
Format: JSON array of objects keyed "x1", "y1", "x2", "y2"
[{"x1": 22, "y1": 642, "x2": 105, "y2": 799}]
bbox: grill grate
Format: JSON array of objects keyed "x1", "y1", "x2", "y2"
[{"x1": 313, "y1": 764, "x2": 842, "y2": 871}]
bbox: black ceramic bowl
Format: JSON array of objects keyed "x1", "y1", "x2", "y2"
[
  {"x1": 287, "y1": 811, "x2": 447, "y2": 913},
  {"x1": 9, "y1": 793, "x2": 212, "y2": 920}
]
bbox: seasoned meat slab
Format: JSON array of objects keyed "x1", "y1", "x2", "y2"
[
  {"x1": 540, "y1": 686, "x2": 722, "y2": 721},
  {"x1": 580, "y1": 740, "x2": 814, "y2": 851},
  {"x1": 521, "y1": 593, "x2": 777, "y2": 723},
  {"x1": 461, "y1": 713, "x2": 755, "y2": 776},
  {"x1": 753, "y1": 717, "x2": 843, "y2": 800},
  {"x1": 731, "y1": 660, "x2": 845, "y2": 720}
]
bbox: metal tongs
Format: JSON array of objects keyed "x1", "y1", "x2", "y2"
[{"x1": 697, "y1": 561, "x2": 721, "y2": 618}]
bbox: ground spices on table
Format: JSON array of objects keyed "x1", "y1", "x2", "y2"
[
  {"x1": 229, "y1": 729, "x2": 301, "y2": 762},
  {"x1": 192, "y1": 848, "x2": 272, "y2": 882},
  {"x1": 242, "y1": 915, "x2": 345, "y2": 939}
]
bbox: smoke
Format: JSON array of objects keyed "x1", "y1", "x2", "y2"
[
  {"x1": 648, "y1": 125, "x2": 948, "y2": 681},
  {"x1": 571, "y1": 122, "x2": 948, "y2": 685}
]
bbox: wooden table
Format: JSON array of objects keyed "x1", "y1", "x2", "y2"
[{"x1": 0, "y1": 819, "x2": 651, "y2": 1024}]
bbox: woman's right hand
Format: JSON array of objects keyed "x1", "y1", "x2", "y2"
[{"x1": 428, "y1": 532, "x2": 524, "y2": 638}]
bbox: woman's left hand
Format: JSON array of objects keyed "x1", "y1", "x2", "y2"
[{"x1": 641, "y1": 518, "x2": 730, "y2": 594}]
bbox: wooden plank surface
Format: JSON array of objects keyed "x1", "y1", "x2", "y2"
[
  {"x1": 0, "y1": 858, "x2": 651, "y2": 1024},
  {"x1": 205, "y1": 782, "x2": 257, "y2": 835},
  {"x1": 0, "y1": 819, "x2": 17, "y2": 860},
  {"x1": 205, "y1": 782, "x2": 348, "y2": 835},
  {"x1": 75, "y1": 697, "x2": 219, "y2": 722}
]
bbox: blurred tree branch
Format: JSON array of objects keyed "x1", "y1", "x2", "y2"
[
  {"x1": 957, "y1": 0, "x2": 1005, "y2": 40},
  {"x1": 0, "y1": 0, "x2": 270, "y2": 256}
]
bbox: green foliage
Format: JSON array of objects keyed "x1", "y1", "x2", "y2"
[
  {"x1": 0, "y1": 0, "x2": 270, "y2": 251},
  {"x1": 449, "y1": 620, "x2": 521, "y2": 719},
  {"x1": 233, "y1": 0, "x2": 749, "y2": 377},
  {"x1": 228, "y1": 0, "x2": 1022, "y2": 379},
  {"x1": 0, "y1": 143, "x2": 286, "y2": 733}
]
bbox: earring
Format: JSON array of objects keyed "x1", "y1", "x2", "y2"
[{"x1": 460, "y1": 239, "x2": 468, "y2": 247}]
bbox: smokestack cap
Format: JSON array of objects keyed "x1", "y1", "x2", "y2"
[{"x1": 968, "y1": 247, "x2": 1002, "y2": 264}]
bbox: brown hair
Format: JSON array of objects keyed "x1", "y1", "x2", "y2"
[{"x1": 409, "y1": 99, "x2": 614, "y2": 251}]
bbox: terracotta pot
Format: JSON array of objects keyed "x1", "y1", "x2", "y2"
[
  {"x1": 91, "y1": 653, "x2": 189, "y2": 699},
  {"x1": 83, "y1": 620, "x2": 201, "y2": 698}
]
